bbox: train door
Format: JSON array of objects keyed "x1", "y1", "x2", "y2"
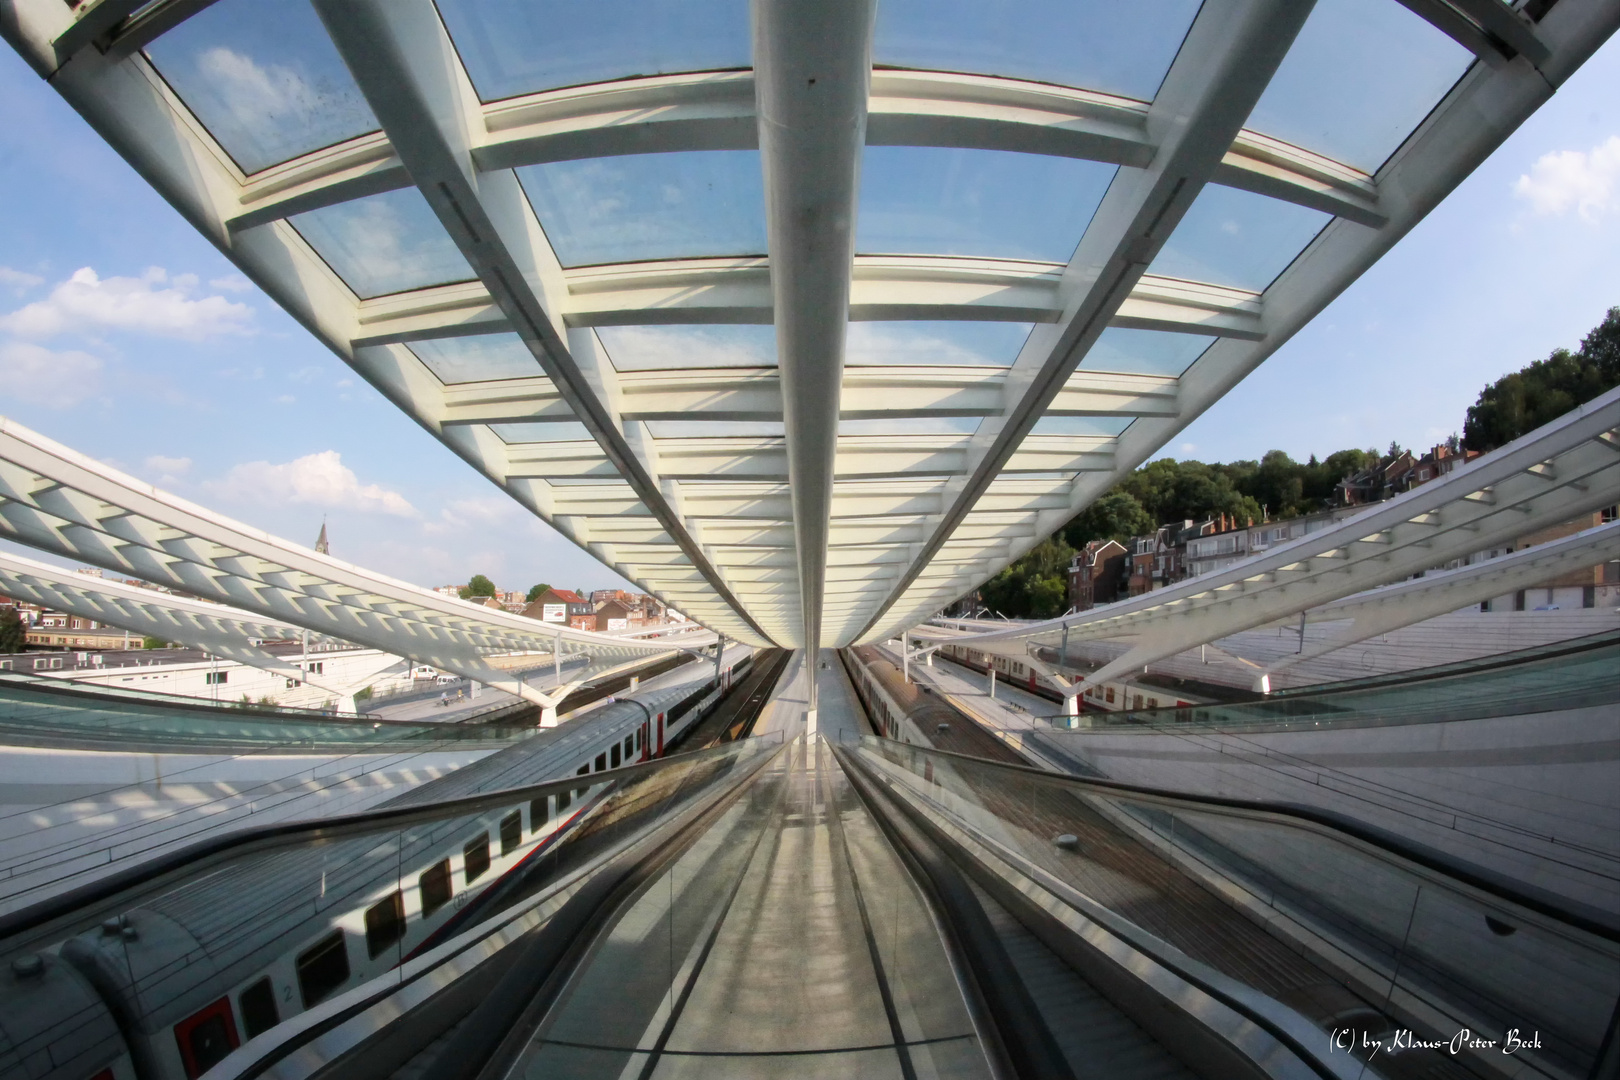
[{"x1": 657, "y1": 712, "x2": 665, "y2": 755}]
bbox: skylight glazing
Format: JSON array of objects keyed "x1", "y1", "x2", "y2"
[
  {"x1": 646, "y1": 421, "x2": 784, "y2": 438},
  {"x1": 838, "y1": 418, "x2": 980, "y2": 436},
  {"x1": 596, "y1": 325, "x2": 777, "y2": 371},
  {"x1": 845, "y1": 322, "x2": 1034, "y2": 367},
  {"x1": 873, "y1": 0, "x2": 1202, "y2": 102},
  {"x1": 143, "y1": 0, "x2": 378, "y2": 174},
  {"x1": 409, "y1": 334, "x2": 542, "y2": 384},
  {"x1": 1029, "y1": 416, "x2": 1133, "y2": 436},
  {"x1": 1079, "y1": 328, "x2": 1214, "y2": 376},
  {"x1": 519, "y1": 151, "x2": 767, "y2": 267},
  {"x1": 289, "y1": 188, "x2": 475, "y2": 298},
  {"x1": 857, "y1": 148, "x2": 1116, "y2": 263},
  {"x1": 434, "y1": 0, "x2": 751, "y2": 103},
  {"x1": 1148, "y1": 185, "x2": 1331, "y2": 293},
  {"x1": 1246, "y1": 0, "x2": 1473, "y2": 173},
  {"x1": 493, "y1": 422, "x2": 592, "y2": 443}
]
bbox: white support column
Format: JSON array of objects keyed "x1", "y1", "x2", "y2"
[
  {"x1": 988, "y1": 666, "x2": 996, "y2": 699},
  {"x1": 902, "y1": 630, "x2": 910, "y2": 683}
]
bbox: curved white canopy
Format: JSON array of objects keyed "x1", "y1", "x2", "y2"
[{"x1": 4, "y1": 0, "x2": 1614, "y2": 651}]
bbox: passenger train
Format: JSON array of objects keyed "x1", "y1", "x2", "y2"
[{"x1": 0, "y1": 655, "x2": 750, "y2": 1080}]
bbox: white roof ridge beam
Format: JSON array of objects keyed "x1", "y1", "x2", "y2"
[
  {"x1": 850, "y1": 0, "x2": 1316, "y2": 644},
  {"x1": 864, "y1": 0, "x2": 1620, "y2": 642},
  {"x1": 754, "y1": 0, "x2": 876, "y2": 653},
  {"x1": 310, "y1": 0, "x2": 769, "y2": 645},
  {"x1": 1259, "y1": 519, "x2": 1620, "y2": 677}
]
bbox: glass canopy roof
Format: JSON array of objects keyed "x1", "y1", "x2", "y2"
[{"x1": 10, "y1": 0, "x2": 1595, "y2": 650}]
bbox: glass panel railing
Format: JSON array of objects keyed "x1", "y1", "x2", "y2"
[
  {"x1": 853, "y1": 736, "x2": 1620, "y2": 1080},
  {"x1": 0, "y1": 735, "x2": 782, "y2": 1080}
]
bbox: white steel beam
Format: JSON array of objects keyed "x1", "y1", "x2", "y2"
[
  {"x1": 753, "y1": 0, "x2": 876, "y2": 653},
  {"x1": 310, "y1": 0, "x2": 769, "y2": 645},
  {"x1": 849, "y1": 0, "x2": 1315, "y2": 644}
]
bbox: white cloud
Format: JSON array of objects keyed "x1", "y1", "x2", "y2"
[
  {"x1": 423, "y1": 496, "x2": 522, "y2": 535},
  {"x1": 198, "y1": 47, "x2": 326, "y2": 134},
  {"x1": 207, "y1": 451, "x2": 417, "y2": 518},
  {"x1": 0, "y1": 267, "x2": 43, "y2": 292},
  {"x1": 1513, "y1": 136, "x2": 1620, "y2": 221},
  {"x1": 845, "y1": 324, "x2": 1002, "y2": 366},
  {"x1": 0, "y1": 267, "x2": 254, "y2": 340},
  {"x1": 209, "y1": 273, "x2": 254, "y2": 293},
  {"x1": 0, "y1": 341, "x2": 103, "y2": 407},
  {"x1": 143, "y1": 455, "x2": 192, "y2": 482}
]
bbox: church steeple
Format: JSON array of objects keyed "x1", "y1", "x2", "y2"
[{"x1": 315, "y1": 519, "x2": 329, "y2": 555}]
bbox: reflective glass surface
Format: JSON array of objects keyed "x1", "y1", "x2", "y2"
[
  {"x1": 519, "y1": 151, "x2": 766, "y2": 267},
  {"x1": 1247, "y1": 0, "x2": 1473, "y2": 172},
  {"x1": 1148, "y1": 184, "x2": 1330, "y2": 293},
  {"x1": 645, "y1": 421, "x2": 783, "y2": 438},
  {"x1": 874, "y1": 0, "x2": 1202, "y2": 102},
  {"x1": 290, "y1": 188, "x2": 475, "y2": 299},
  {"x1": 435, "y1": 0, "x2": 751, "y2": 103},
  {"x1": 858, "y1": 148, "x2": 1116, "y2": 262},
  {"x1": 838, "y1": 417, "x2": 979, "y2": 436},
  {"x1": 596, "y1": 325, "x2": 776, "y2": 371},
  {"x1": 1028, "y1": 416, "x2": 1132, "y2": 436},
  {"x1": 409, "y1": 334, "x2": 543, "y2": 384},
  {"x1": 492, "y1": 421, "x2": 592, "y2": 443},
  {"x1": 1078, "y1": 327, "x2": 1214, "y2": 376},
  {"x1": 846, "y1": 321, "x2": 1033, "y2": 366},
  {"x1": 144, "y1": 0, "x2": 378, "y2": 174}
]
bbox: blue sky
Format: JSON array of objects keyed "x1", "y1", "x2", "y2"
[{"x1": 0, "y1": 22, "x2": 1615, "y2": 598}]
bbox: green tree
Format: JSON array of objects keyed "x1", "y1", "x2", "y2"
[
  {"x1": 980, "y1": 537, "x2": 1074, "y2": 619},
  {"x1": 142, "y1": 635, "x2": 168, "y2": 649},
  {"x1": 1464, "y1": 306, "x2": 1620, "y2": 451},
  {"x1": 525, "y1": 583, "x2": 551, "y2": 602},
  {"x1": 0, "y1": 608, "x2": 25, "y2": 653},
  {"x1": 1062, "y1": 490, "x2": 1153, "y2": 548},
  {"x1": 459, "y1": 574, "x2": 497, "y2": 600}
]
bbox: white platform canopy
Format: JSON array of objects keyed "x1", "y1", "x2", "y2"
[
  {"x1": 0, "y1": 418, "x2": 715, "y2": 718},
  {"x1": 3, "y1": 0, "x2": 1615, "y2": 662}
]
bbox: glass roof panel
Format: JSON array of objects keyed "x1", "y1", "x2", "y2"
[
  {"x1": 1028, "y1": 416, "x2": 1132, "y2": 436},
  {"x1": 646, "y1": 421, "x2": 784, "y2": 438},
  {"x1": 839, "y1": 418, "x2": 979, "y2": 436},
  {"x1": 144, "y1": 0, "x2": 378, "y2": 175},
  {"x1": 1148, "y1": 184, "x2": 1330, "y2": 293},
  {"x1": 409, "y1": 334, "x2": 542, "y2": 384},
  {"x1": 857, "y1": 148, "x2": 1116, "y2": 263},
  {"x1": 289, "y1": 188, "x2": 475, "y2": 299},
  {"x1": 1246, "y1": 0, "x2": 1472, "y2": 173},
  {"x1": 597, "y1": 325, "x2": 777, "y2": 372},
  {"x1": 1079, "y1": 328, "x2": 1214, "y2": 377},
  {"x1": 435, "y1": 0, "x2": 751, "y2": 103},
  {"x1": 846, "y1": 322, "x2": 1033, "y2": 367},
  {"x1": 873, "y1": 0, "x2": 1201, "y2": 102},
  {"x1": 492, "y1": 422, "x2": 592, "y2": 442},
  {"x1": 518, "y1": 151, "x2": 766, "y2": 267}
]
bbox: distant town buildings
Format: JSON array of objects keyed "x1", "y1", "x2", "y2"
[{"x1": 1066, "y1": 441, "x2": 1619, "y2": 614}]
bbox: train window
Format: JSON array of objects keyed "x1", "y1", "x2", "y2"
[
  {"x1": 295, "y1": 931, "x2": 350, "y2": 1009},
  {"x1": 464, "y1": 835, "x2": 491, "y2": 883},
  {"x1": 420, "y1": 860, "x2": 453, "y2": 919},
  {"x1": 238, "y1": 976, "x2": 279, "y2": 1040},
  {"x1": 1132, "y1": 695, "x2": 1143, "y2": 710},
  {"x1": 610, "y1": 743, "x2": 621, "y2": 768},
  {"x1": 529, "y1": 795, "x2": 550, "y2": 834},
  {"x1": 174, "y1": 996, "x2": 239, "y2": 1079},
  {"x1": 594, "y1": 752, "x2": 606, "y2": 772},
  {"x1": 1105, "y1": 687, "x2": 1115, "y2": 704},
  {"x1": 365, "y1": 892, "x2": 406, "y2": 959},
  {"x1": 499, "y1": 810, "x2": 521, "y2": 855},
  {"x1": 576, "y1": 764, "x2": 589, "y2": 776},
  {"x1": 556, "y1": 788, "x2": 572, "y2": 813},
  {"x1": 623, "y1": 735, "x2": 634, "y2": 759},
  {"x1": 635, "y1": 728, "x2": 643, "y2": 752}
]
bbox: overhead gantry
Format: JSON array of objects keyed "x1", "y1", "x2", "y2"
[
  {"x1": 913, "y1": 388, "x2": 1620, "y2": 708},
  {"x1": 0, "y1": 418, "x2": 717, "y2": 724},
  {"x1": 3, "y1": 0, "x2": 1614, "y2": 648}
]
